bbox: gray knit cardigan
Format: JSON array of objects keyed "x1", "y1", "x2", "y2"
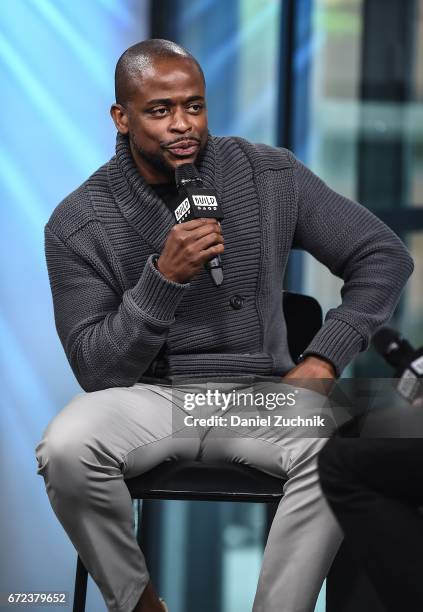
[{"x1": 45, "y1": 133, "x2": 414, "y2": 392}]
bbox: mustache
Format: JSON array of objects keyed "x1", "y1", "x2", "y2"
[{"x1": 161, "y1": 137, "x2": 201, "y2": 148}]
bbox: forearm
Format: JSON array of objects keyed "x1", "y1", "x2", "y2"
[
  {"x1": 46, "y1": 226, "x2": 190, "y2": 391},
  {"x1": 67, "y1": 258, "x2": 190, "y2": 391},
  {"x1": 303, "y1": 231, "x2": 414, "y2": 375},
  {"x1": 69, "y1": 309, "x2": 170, "y2": 392},
  {"x1": 291, "y1": 155, "x2": 414, "y2": 375}
]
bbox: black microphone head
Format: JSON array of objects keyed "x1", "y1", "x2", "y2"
[
  {"x1": 175, "y1": 163, "x2": 201, "y2": 188},
  {"x1": 372, "y1": 326, "x2": 414, "y2": 369},
  {"x1": 372, "y1": 327, "x2": 401, "y2": 354}
]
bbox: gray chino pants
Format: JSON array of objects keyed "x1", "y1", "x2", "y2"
[{"x1": 35, "y1": 379, "x2": 342, "y2": 612}]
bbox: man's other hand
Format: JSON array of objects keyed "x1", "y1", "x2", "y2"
[
  {"x1": 156, "y1": 218, "x2": 224, "y2": 283},
  {"x1": 283, "y1": 356, "x2": 336, "y2": 396}
]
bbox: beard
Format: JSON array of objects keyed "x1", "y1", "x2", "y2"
[{"x1": 129, "y1": 132, "x2": 175, "y2": 179}]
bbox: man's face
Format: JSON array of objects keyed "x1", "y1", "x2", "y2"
[{"x1": 111, "y1": 57, "x2": 208, "y2": 183}]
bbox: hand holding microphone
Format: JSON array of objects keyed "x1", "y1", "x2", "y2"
[
  {"x1": 156, "y1": 217, "x2": 224, "y2": 284},
  {"x1": 157, "y1": 163, "x2": 225, "y2": 286}
]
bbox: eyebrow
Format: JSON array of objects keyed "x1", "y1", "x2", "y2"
[{"x1": 145, "y1": 95, "x2": 205, "y2": 106}]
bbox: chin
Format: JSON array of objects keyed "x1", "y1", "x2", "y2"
[{"x1": 173, "y1": 156, "x2": 196, "y2": 166}]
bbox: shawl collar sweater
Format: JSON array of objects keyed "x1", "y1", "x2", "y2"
[{"x1": 45, "y1": 133, "x2": 414, "y2": 392}]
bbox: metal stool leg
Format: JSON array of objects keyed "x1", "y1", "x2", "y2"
[
  {"x1": 73, "y1": 555, "x2": 88, "y2": 612},
  {"x1": 265, "y1": 500, "x2": 278, "y2": 538}
]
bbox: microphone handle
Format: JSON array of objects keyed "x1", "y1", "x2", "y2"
[
  {"x1": 205, "y1": 255, "x2": 223, "y2": 287},
  {"x1": 203, "y1": 218, "x2": 223, "y2": 287}
]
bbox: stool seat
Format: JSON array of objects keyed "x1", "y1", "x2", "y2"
[{"x1": 125, "y1": 460, "x2": 285, "y2": 503}]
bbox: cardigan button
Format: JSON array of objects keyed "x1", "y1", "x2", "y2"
[{"x1": 230, "y1": 295, "x2": 244, "y2": 310}]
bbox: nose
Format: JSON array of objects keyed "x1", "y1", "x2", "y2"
[{"x1": 169, "y1": 107, "x2": 192, "y2": 134}]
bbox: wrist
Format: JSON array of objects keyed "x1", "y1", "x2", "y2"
[
  {"x1": 154, "y1": 255, "x2": 169, "y2": 278},
  {"x1": 154, "y1": 256, "x2": 186, "y2": 284},
  {"x1": 297, "y1": 354, "x2": 337, "y2": 378}
]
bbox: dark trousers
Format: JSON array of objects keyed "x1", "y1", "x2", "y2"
[{"x1": 319, "y1": 437, "x2": 423, "y2": 612}]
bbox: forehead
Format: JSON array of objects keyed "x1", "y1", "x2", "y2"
[{"x1": 129, "y1": 57, "x2": 205, "y2": 103}]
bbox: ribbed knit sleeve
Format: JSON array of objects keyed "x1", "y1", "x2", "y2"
[
  {"x1": 291, "y1": 154, "x2": 414, "y2": 376},
  {"x1": 45, "y1": 225, "x2": 190, "y2": 392}
]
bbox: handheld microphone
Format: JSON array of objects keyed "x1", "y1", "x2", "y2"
[
  {"x1": 173, "y1": 163, "x2": 224, "y2": 287},
  {"x1": 372, "y1": 327, "x2": 423, "y2": 403}
]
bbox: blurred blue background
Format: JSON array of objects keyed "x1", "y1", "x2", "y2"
[{"x1": 1, "y1": 1, "x2": 422, "y2": 611}]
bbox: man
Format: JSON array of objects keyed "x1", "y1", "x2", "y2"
[{"x1": 35, "y1": 39, "x2": 413, "y2": 612}]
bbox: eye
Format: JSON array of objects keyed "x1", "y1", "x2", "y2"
[
  {"x1": 149, "y1": 107, "x2": 169, "y2": 117},
  {"x1": 187, "y1": 103, "x2": 204, "y2": 114}
]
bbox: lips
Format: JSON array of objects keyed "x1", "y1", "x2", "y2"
[{"x1": 165, "y1": 140, "x2": 200, "y2": 157}]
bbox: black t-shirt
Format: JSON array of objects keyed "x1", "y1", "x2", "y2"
[{"x1": 149, "y1": 182, "x2": 178, "y2": 211}]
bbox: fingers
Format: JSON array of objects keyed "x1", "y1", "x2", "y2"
[
  {"x1": 180, "y1": 218, "x2": 221, "y2": 232},
  {"x1": 170, "y1": 219, "x2": 222, "y2": 246},
  {"x1": 160, "y1": 218, "x2": 223, "y2": 283},
  {"x1": 200, "y1": 242, "x2": 225, "y2": 262},
  {"x1": 193, "y1": 231, "x2": 224, "y2": 254}
]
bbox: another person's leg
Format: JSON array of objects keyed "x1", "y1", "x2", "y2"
[
  {"x1": 35, "y1": 383, "x2": 200, "y2": 612},
  {"x1": 318, "y1": 437, "x2": 423, "y2": 612}
]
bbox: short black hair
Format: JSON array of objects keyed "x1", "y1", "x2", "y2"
[{"x1": 114, "y1": 39, "x2": 205, "y2": 106}]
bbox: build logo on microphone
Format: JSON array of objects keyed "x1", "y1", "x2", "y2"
[
  {"x1": 192, "y1": 194, "x2": 218, "y2": 210},
  {"x1": 174, "y1": 197, "x2": 191, "y2": 222}
]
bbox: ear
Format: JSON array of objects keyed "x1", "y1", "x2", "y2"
[{"x1": 110, "y1": 103, "x2": 129, "y2": 134}]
